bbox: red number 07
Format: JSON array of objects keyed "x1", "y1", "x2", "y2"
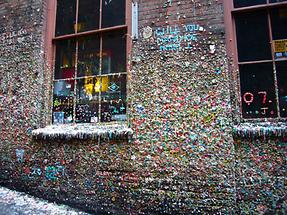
[{"x1": 243, "y1": 91, "x2": 267, "y2": 105}]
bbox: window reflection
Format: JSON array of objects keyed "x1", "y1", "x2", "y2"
[
  {"x1": 73, "y1": 75, "x2": 127, "y2": 123},
  {"x1": 53, "y1": 0, "x2": 127, "y2": 124},
  {"x1": 276, "y1": 61, "x2": 287, "y2": 117},
  {"x1": 102, "y1": 0, "x2": 125, "y2": 28},
  {"x1": 54, "y1": 39, "x2": 76, "y2": 80},
  {"x1": 77, "y1": 35, "x2": 100, "y2": 77},
  {"x1": 233, "y1": 0, "x2": 266, "y2": 8},
  {"x1": 53, "y1": 81, "x2": 74, "y2": 124},
  {"x1": 101, "y1": 74, "x2": 127, "y2": 122},
  {"x1": 239, "y1": 63, "x2": 277, "y2": 118},
  {"x1": 56, "y1": 0, "x2": 76, "y2": 36},
  {"x1": 102, "y1": 30, "x2": 126, "y2": 74},
  {"x1": 270, "y1": 0, "x2": 287, "y2": 3},
  {"x1": 271, "y1": 7, "x2": 287, "y2": 40},
  {"x1": 76, "y1": 78, "x2": 100, "y2": 123},
  {"x1": 235, "y1": 11, "x2": 271, "y2": 62},
  {"x1": 78, "y1": 0, "x2": 100, "y2": 32}
]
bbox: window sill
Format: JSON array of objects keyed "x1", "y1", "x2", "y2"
[
  {"x1": 32, "y1": 123, "x2": 133, "y2": 140},
  {"x1": 233, "y1": 122, "x2": 287, "y2": 139}
]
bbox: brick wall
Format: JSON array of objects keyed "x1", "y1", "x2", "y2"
[
  {"x1": 128, "y1": 0, "x2": 236, "y2": 213},
  {"x1": 0, "y1": 0, "x2": 47, "y2": 180}
]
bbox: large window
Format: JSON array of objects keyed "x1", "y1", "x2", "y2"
[
  {"x1": 52, "y1": 0, "x2": 128, "y2": 124},
  {"x1": 229, "y1": 0, "x2": 287, "y2": 119}
]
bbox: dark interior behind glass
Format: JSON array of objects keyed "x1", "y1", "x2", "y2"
[
  {"x1": 239, "y1": 63, "x2": 277, "y2": 118},
  {"x1": 235, "y1": 11, "x2": 271, "y2": 62}
]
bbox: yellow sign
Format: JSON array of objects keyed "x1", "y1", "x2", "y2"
[
  {"x1": 274, "y1": 39, "x2": 287, "y2": 53},
  {"x1": 84, "y1": 76, "x2": 109, "y2": 95},
  {"x1": 94, "y1": 76, "x2": 108, "y2": 93},
  {"x1": 84, "y1": 77, "x2": 94, "y2": 95}
]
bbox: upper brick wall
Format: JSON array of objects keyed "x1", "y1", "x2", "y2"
[{"x1": 138, "y1": 0, "x2": 225, "y2": 33}]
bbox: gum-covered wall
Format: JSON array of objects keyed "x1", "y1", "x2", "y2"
[{"x1": 0, "y1": 0, "x2": 286, "y2": 214}]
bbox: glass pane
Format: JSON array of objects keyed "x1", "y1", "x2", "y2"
[
  {"x1": 77, "y1": 35, "x2": 100, "y2": 77},
  {"x1": 235, "y1": 11, "x2": 271, "y2": 62},
  {"x1": 56, "y1": 0, "x2": 76, "y2": 36},
  {"x1": 271, "y1": 7, "x2": 287, "y2": 40},
  {"x1": 76, "y1": 78, "x2": 100, "y2": 123},
  {"x1": 54, "y1": 39, "x2": 76, "y2": 80},
  {"x1": 53, "y1": 80, "x2": 74, "y2": 124},
  {"x1": 102, "y1": 0, "x2": 125, "y2": 28},
  {"x1": 101, "y1": 74, "x2": 127, "y2": 122},
  {"x1": 270, "y1": 0, "x2": 287, "y2": 3},
  {"x1": 233, "y1": 0, "x2": 266, "y2": 8},
  {"x1": 239, "y1": 63, "x2": 277, "y2": 118},
  {"x1": 271, "y1": 7, "x2": 287, "y2": 59},
  {"x1": 78, "y1": 0, "x2": 100, "y2": 32},
  {"x1": 102, "y1": 30, "x2": 126, "y2": 74},
  {"x1": 275, "y1": 61, "x2": 287, "y2": 117}
]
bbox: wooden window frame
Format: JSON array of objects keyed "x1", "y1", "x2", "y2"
[
  {"x1": 224, "y1": 0, "x2": 287, "y2": 123},
  {"x1": 44, "y1": 0, "x2": 132, "y2": 124}
]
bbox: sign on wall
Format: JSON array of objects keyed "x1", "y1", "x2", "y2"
[{"x1": 274, "y1": 39, "x2": 287, "y2": 59}]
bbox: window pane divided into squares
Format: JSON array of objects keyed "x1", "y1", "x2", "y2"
[
  {"x1": 53, "y1": 0, "x2": 127, "y2": 124},
  {"x1": 234, "y1": 2, "x2": 287, "y2": 119}
]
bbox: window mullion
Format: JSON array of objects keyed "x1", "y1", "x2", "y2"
[
  {"x1": 231, "y1": 14, "x2": 243, "y2": 119},
  {"x1": 267, "y1": 9, "x2": 275, "y2": 62},
  {"x1": 238, "y1": 59, "x2": 273, "y2": 65},
  {"x1": 99, "y1": 34, "x2": 103, "y2": 123},
  {"x1": 267, "y1": 9, "x2": 281, "y2": 118},
  {"x1": 73, "y1": 40, "x2": 79, "y2": 124},
  {"x1": 98, "y1": 0, "x2": 103, "y2": 123},
  {"x1": 75, "y1": 0, "x2": 79, "y2": 34},
  {"x1": 73, "y1": 0, "x2": 79, "y2": 124},
  {"x1": 53, "y1": 25, "x2": 127, "y2": 41},
  {"x1": 100, "y1": 0, "x2": 103, "y2": 29}
]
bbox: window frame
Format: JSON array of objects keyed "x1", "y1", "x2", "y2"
[
  {"x1": 224, "y1": 0, "x2": 287, "y2": 123},
  {"x1": 44, "y1": 0, "x2": 132, "y2": 125}
]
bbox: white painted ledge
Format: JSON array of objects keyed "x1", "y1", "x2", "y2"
[
  {"x1": 32, "y1": 123, "x2": 133, "y2": 140},
  {"x1": 233, "y1": 122, "x2": 287, "y2": 139}
]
